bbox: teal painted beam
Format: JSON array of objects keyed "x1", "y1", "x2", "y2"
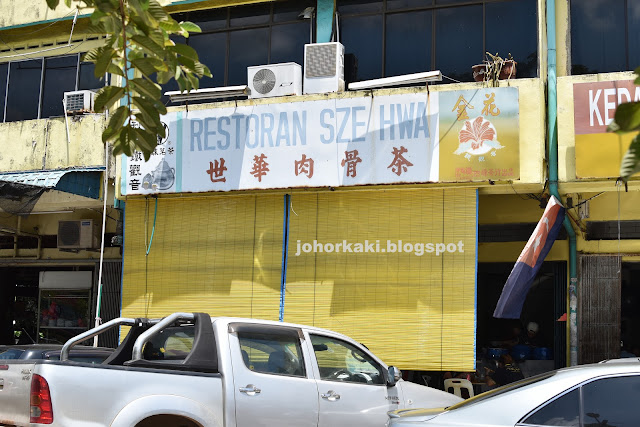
[{"x1": 316, "y1": 0, "x2": 335, "y2": 43}]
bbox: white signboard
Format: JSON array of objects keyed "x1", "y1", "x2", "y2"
[{"x1": 122, "y1": 92, "x2": 439, "y2": 195}]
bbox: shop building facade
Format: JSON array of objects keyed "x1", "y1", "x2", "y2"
[{"x1": 0, "y1": 0, "x2": 638, "y2": 375}]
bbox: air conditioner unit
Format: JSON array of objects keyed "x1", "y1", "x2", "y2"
[
  {"x1": 57, "y1": 220, "x2": 99, "y2": 249},
  {"x1": 64, "y1": 90, "x2": 96, "y2": 114},
  {"x1": 303, "y1": 42, "x2": 345, "y2": 95},
  {"x1": 247, "y1": 63, "x2": 302, "y2": 99}
]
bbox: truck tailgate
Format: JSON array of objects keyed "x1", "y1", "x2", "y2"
[{"x1": 0, "y1": 361, "x2": 37, "y2": 426}]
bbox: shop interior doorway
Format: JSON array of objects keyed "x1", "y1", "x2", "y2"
[
  {"x1": 621, "y1": 262, "x2": 640, "y2": 357},
  {"x1": 477, "y1": 261, "x2": 567, "y2": 373},
  {"x1": 0, "y1": 266, "x2": 94, "y2": 345}
]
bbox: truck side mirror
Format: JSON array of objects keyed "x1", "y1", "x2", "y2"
[{"x1": 387, "y1": 366, "x2": 402, "y2": 387}]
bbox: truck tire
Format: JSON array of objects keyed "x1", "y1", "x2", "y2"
[{"x1": 135, "y1": 414, "x2": 201, "y2": 427}]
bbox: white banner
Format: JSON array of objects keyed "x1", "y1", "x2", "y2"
[{"x1": 122, "y1": 92, "x2": 439, "y2": 195}]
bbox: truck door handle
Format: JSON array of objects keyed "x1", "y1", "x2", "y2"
[
  {"x1": 321, "y1": 390, "x2": 340, "y2": 401},
  {"x1": 239, "y1": 384, "x2": 261, "y2": 396}
]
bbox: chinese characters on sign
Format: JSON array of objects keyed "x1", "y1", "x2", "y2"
[
  {"x1": 439, "y1": 87, "x2": 519, "y2": 182},
  {"x1": 123, "y1": 92, "x2": 443, "y2": 194}
]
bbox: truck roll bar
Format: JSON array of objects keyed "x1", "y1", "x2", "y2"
[
  {"x1": 131, "y1": 312, "x2": 195, "y2": 361},
  {"x1": 61, "y1": 317, "x2": 138, "y2": 361}
]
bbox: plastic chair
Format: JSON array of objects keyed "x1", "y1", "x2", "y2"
[{"x1": 444, "y1": 378, "x2": 475, "y2": 399}]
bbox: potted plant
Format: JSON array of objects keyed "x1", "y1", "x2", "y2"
[{"x1": 472, "y1": 52, "x2": 517, "y2": 86}]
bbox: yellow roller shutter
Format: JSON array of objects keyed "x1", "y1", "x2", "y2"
[
  {"x1": 122, "y1": 194, "x2": 285, "y2": 321},
  {"x1": 285, "y1": 188, "x2": 477, "y2": 371}
]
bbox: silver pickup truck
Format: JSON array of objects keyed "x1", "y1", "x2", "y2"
[{"x1": 0, "y1": 312, "x2": 461, "y2": 426}]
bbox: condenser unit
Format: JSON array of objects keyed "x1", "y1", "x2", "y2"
[
  {"x1": 247, "y1": 63, "x2": 302, "y2": 99},
  {"x1": 64, "y1": 90, "x2": 96, "y2": 114},
  {"x1": 303, "y1": 42, "x2": 345, "y2": 94},
  {"x1": 57, "y1": 220, "x2": 98, "y2": 249}
]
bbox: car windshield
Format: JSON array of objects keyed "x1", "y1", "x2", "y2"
[
  {"x1": 0, "y1": 349, "x2": 25, "y2": 359},
  {"x1": 445, "y1": 371, "x2": 557, "y2": 411}
]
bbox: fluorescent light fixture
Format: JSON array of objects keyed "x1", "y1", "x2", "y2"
[
  {"x1": 348, "y1": 70, "x2": 442, "y2": 91},
  {"x1": 165, "y1": 85, "x2": 249, "y2": 102}
]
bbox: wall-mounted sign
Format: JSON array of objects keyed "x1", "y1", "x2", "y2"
[
  {"x1": 122, "y1": 92, "x2": 439, "y2": 195},
  {"x1": 573, "y1": 80, "x2": 639, "y2": 178},
  {"x1": 439, "y1": 87, "x2": 520, "y2": 182}
]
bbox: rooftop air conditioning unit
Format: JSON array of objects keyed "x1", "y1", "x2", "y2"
[
  {"x1": 64, "y1": 90, "x2": 96, "y2": 114},
  {"x1": 57, "y1": 220, "x2": 98, "y2": 249},
  {"x1": 247, "y1": 63, "x2": 302, "y2": 99},
  {"x1": 303, "y1": 42, "x2": 345, "y2": 95}
]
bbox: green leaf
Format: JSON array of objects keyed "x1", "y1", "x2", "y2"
[
  {"x1": 159, "y1": 19, "x2": 182, "y2": 33},
  {"x1": 130, "y1": 126, "x2": 158, "y2": 153},
  {"x1": 148, "y1": 0, "x2": 169, "y2": 22},
  {"x1": 620, "y1": 133, "x2": 640, "y2": 181},
  {"x1": 111, "y1": 128, "x2": 130, "y2": 157},
  {"x1": 132, "y1": 95, "x2": 167, "y2": 119},
  {"x1": 94, "y1": 47, "x2": 117, "y2": 78},
  {"x1": 131, "y1": 34, "x2": 165, "y2": 58},
  {"x1": 134, "y1": 112, "x2": 165, "y2": 139},
  {"x1": 103, "y1": 105, "x2": 130, "y2": 142},
  {"x1": 179, "y1": 21, "x2": 202, "y2": 34},
  {"x1": 156, "y1": 70, "x2": 172, "y2": 85},
  {"x1": 170, "y1": 43, "x2": 199, "y2": 61},
  {"x1": 94, "y1": 86, "x2": 125, "y2": 112},
  {"x1": 131, "y1": 57, "x2": 168, "y2": 77},
  {"x1": 46, "y1": 0, "x2": 60, "y2": 10},
  {"x1": 106, "y1": 63, "x2": 125, "y2": 77},
  {"x1": 130, "y1": 77, "x2": 161, "y2": 99},
  {"x1": 613, "y1": 101, "x2": 640, "y2": 133}
]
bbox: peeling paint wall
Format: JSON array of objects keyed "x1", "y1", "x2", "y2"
[{"x1": 0, "y1": 114, "x2": 109, "y2": 173}]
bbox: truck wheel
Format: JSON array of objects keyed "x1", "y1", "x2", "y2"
[{"x1": 136, "y1": 415, "x2": 201, "y2": 427}]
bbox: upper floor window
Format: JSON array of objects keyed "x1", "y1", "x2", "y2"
[
  {"x1": 0, "y1": 53, "x2": 103, "y2": 122},
  {"x1": 571, "y1": 0, "x2": 639, "y2": 75},
  {"x1": 164, "y1": 0, "x2": 315, "y2": 103},
  {"x1": 339, "y1": 0, "x2": 538, "y2": 83}
]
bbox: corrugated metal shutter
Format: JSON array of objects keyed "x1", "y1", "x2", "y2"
[
  {"x1": 579, "y1": 255, "x2": 621, "y2": 364},
  {"x1": 285, "y1": 188, "x2": 477, "y2": 371}
]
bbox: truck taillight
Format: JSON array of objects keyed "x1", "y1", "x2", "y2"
[{"x1": 30, "y1": 374, "x2": 53, "y2": 424}]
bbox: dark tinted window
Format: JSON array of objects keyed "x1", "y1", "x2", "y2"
[
  {"x1": 524, "y1": 388, "x2": 579, "y2": 426},
  {"x1": 189, "y1": 32, "x2": 227, "y2": 88},
  {"x1": 341, "y1": 14, "x2": 383, "y2": 81},
  {"x1": 582, "y1": 376, "x2": 640, "y2": 426},
  {"x1": 228, "y1": 28, "x2": 269, "y2": 85},
  {"x1": 435, "y1": 5, "x2": 482, "y2": 82},
  {"x1": 188, "y1": 8, "x2": 227, "y2": 32},
  {"x1": 387, "y1": 0, "x2": 433, "y2": 10},
  {"x1": 78, "y1": 61, "x2": 104, "y2": 90},
  {"x1": 273, "y1": 0, "x2": 315, "y2": 22},
  {"x1": 271, "y1": 22, "x2": 308, "y2": 65},
  {"x1": 629, "y1": 2, "x2": 640, "y2": 68},
  {"x1": 385, "y1": 10, "x2": 432, "y2": 77},
  {"x1": 338, "y1": 0, "x2": 383, "y2": 15},
  {"x1": 42, "y1": 55, "x2": 78, "y2": 118},
  {"x1": 486, "y1": 0, "x2": 537, "y2": 78},
  {"x1": 571, "y1": 0, "x2": 626, "y2": 74},
  {"x1": 229, "y1": 3, "x2": 270, "y2": 27},
  {"x1": 0, "y1": 63, "x2": 8, "y2": 121},
  {"x1": 7, "y1": 59, "x2": 42, "y2": 122}
]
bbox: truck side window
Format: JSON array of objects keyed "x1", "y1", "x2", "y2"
[
  {"x1": 238, "y1": 331, "x2": 306, "y2": 378},
  {"x1": 310, "y1": 334, "x2": 384, "y2": 385}
]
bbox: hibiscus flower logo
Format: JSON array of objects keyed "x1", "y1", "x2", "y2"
[{"x1": 453, "y1": 116, "x2": 504, "y2": 156}]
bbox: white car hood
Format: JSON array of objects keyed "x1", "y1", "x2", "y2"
[{"x1": 398, "y1": 380, "x2": 463, "y2": 409}]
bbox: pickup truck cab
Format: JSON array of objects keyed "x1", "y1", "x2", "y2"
[{"x1": 0, "y1": 312, "x2": 461, "y2": 427}]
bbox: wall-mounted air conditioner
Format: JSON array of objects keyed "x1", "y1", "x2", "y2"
[
  {"x1": 64, "y1": 90, "x2": 96, "y2": 114},
  {"x1": 303, "y1": 42, "x2": 345, "y2": 95},
  {"x1": 57, "y1": 220, "x2": 99, "y2": 249},
  {"x1": 247, "y1": 63, "x2": 302, "y2": 99}
]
